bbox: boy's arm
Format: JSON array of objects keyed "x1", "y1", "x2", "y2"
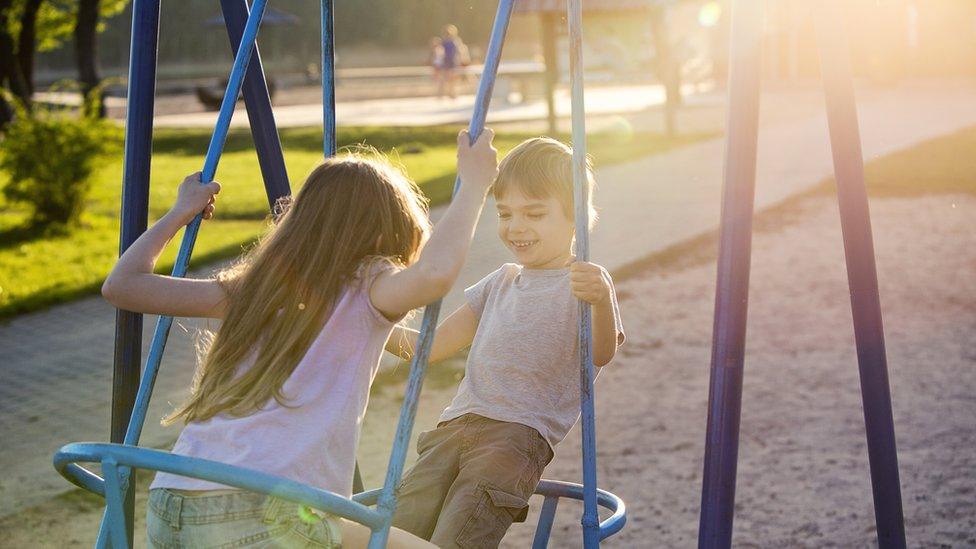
[
  {"x1": 590, "y1": 293, "x2": 621, "y2": 367},
  {"x1": 570, "y1": 262, "x2": 624, "y2": 367},
  {"x1": 385, "y1": 304, "x2": 479, "y2": 363}
]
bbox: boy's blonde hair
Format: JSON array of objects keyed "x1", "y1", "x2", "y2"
[
  {"x1": 493, "y1": 137, "x2": 597, "y2": 228},
  {"x1": 164, "y1": 153, "x2": 431, "y2": 425}
]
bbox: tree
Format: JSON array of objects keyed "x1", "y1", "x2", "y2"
[
  {"x1": 0, "y1": 0, "x2": 31, "y2": 126},
  {"x1": 16, "y1": 0, "x2": 41, "y2": 96},
  {"x1": 649, "y1": 5, "x2": 681, "y2": 137},
  {"x1": 72, "y1": 0, "x2": 128, "y2": 117},
  {"x1": 75, "y1": 0, "x2": 100, "y2": 116},
  {"x1": 0, "y1": 0, "x2": 128, "y2": 127}
]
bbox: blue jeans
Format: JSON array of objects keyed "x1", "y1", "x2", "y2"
[{"x1": 147, "y1": 488, "x2": 341, "y2": 548}]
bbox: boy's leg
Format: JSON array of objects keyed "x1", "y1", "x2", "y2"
[
  {"x1": 392, "y1": 418, "x2": 464, "y2": 540},
  {"x1": 429, "y1": 416, "x2": 553, "y2": 549}
]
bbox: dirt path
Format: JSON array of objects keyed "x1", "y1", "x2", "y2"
[{"x1": 4, "y1": 193, "x2": 973, "y2": 547}]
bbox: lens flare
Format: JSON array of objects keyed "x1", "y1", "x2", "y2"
[
  {"x1": 604, "y1": 115, "x2": 635, "y2": 141},
  {"x1": 298, "y1": 504, "x2": 320, "y2": 524},
  {"x1": 699, "y1": 2, "x2": 722, "y2": 28}
]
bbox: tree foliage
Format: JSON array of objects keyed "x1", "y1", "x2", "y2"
[
  {"x1": 0, "y1": 90, "x2": 119, "y2": 227},
  {"x1": 5, "y1": 0, "x2": 127, "y2": 52}
]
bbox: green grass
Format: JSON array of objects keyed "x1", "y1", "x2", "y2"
[
  {"x1": 858, "y1": 125, "x2": 976, "y2": 197},
  {"x1": 0, "y1": 124, "x2": 713, "y2": 318}
]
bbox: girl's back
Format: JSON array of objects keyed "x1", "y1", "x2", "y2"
[{"x1": 152, "y1": 262, "x2": 398, "y2": 498}]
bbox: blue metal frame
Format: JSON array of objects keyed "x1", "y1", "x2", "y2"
[
  {"x1": 813, "y1": 2, "x2": 905, "y2": 546},
  {"x1": 62, "y1": 1, "x2": 630, "y2": 547},
  {"x1": 565, "y1": 0, "x2": 601, "y2": 547},
  {"x1": 319, "y1": 0, "x2": 366, "y2": 496},
  {"x1": 55, "y1": 444, "x2": 626, "y2": 549},
  {"x1": 111, "y1": 1, "x2": 160, "y2": 544},
  {"x1": 697, "y1": 1, "x2": 764, "y2": 546},
  {"x1": 219, "y1": 0, "x2": 291, "y2": 205},
  {"x1": 699, "y1": 1, "x2": 905, "y2": 547},
  {"x1": 321, "y1": 0, "x2": 336, "y2": 157}
]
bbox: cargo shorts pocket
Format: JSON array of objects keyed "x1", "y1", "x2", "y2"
[{"x1": 456, "y1": 483, "x2": 529, "y2": 548}]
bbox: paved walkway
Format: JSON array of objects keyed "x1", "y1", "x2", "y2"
[
  {"x1": 2, "y1": 81, "x2": 975, "y2": 518},
  {"x1": 153, "y1": 83, "x2": 713, "y2": 128}
]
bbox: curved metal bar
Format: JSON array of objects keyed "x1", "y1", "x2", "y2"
[
  {"x1": 55, "y1": 443, "x2": 384, "y2": 529},
  {"x1": 352, "y1": 488, "x2": 381, "y2": 506},
  {"x1": 534, "y1": 479, "x2": 627, "y2": 541},
  {"x1": 59, "y1": 462, "x2": 106, "y2": 497}
]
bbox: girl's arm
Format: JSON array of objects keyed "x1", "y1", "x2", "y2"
[
  {"x1": 570, "y1": 262, "x2": 624, "y2": 367},
  {"x1": 370, "y1": 129, "x2": 497, "y2": 319},
  {"x1": 385, "y1": 304, "x2": 479, "y2": 363},
  {"x1": 101, "y1": 173, "x2": 228, "y2": 319}
]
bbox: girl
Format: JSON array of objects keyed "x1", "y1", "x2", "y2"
[{"x1": 101, "y1": 130, "x2": 498, "y2": 548}]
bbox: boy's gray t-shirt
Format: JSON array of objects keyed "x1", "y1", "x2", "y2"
[{"x1": 439, "y1": 263, "x2": 625, "y2": 449}]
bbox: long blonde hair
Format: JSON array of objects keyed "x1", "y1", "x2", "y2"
[{"x1": 164, "y1": 154, "x2": 431, "y2": 425}]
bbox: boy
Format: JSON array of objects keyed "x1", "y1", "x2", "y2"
[{"x1": 386, "y1": 137, "x2": 625, "y2": 548}]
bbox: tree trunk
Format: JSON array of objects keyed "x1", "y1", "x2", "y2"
[
  {"x1": 75, "y1": 0, "x2": 104, "y2": 117},
  {"x1": 18, "y1": 0, "x2": 43, "y2": 97},
  {"x1": 649, "y1": 7, "x2": 681, "y2": 137},
  {"x1": 540, "y1": 12, "x2": 559, "y2": 135},
  {"x1": 0, "y1": 0, "x2": 32, "y2": 127}
]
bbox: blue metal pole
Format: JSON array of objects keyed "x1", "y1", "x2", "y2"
[
  {"x1": 565, "y1": 1, "x2": 599, "y2": 547},
  {"x1": 366, "y1": 2, "x2": 516, "y2": 548},
  {"x1": 532, "y1": 496, "x2": 560, "y2": 549},
  {"x1": 319, "y1": 0, "x2": 362, "y2": 495},
  {"x1": 697, "y1": 1, "x2": 764, "y2": 547},
  {"x1": 219, "y1": 0, "x2": 291, "y2": 205},
  {"x1": 111, "y1": 1, "x2": 160, "y2": 544},
  {"x1": 813, "y1": 3, "x2": 906, "y2": 547},
  {"x1": 322, "y1": 0, "x2": 336, "y2": 156},
  {"x1": 94, "y1": 2, "x2": 270, "y2": 545}
]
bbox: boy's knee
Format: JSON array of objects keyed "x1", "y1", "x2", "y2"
[
  {"x1": 431, "y1": 481, "x2": 530, "y2": 549},
  {"x1": 431, "y1": 446, "x2": 543, "y2": 548}
]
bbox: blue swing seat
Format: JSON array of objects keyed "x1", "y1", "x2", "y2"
[{"x1": 55, "y1": 442, "x2": 626, "y2": 548}]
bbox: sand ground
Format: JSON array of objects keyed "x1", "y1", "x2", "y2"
[{"x1": 3, "y1": 193, "x2": 973, "y2": 547}]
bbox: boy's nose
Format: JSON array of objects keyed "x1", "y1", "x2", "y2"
[{"x1": 508, "y1": 218, "x2": 526, "y2": 233}]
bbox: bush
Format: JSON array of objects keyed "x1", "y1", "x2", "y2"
[{"x1": 0, "y1": 94, "x2": 118, "y2": 228}]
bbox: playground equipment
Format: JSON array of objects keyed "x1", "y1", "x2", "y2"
[
  {"x1": 54, "y1": 0, "x2": 626, "y2": 547},
  {"x1": 698, "y1": 1, "x2": 906, "y2": 548}
]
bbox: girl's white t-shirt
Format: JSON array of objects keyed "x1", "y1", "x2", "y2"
[{"x1": 151, "y1": 265, "x2": 398, "y2": 498}]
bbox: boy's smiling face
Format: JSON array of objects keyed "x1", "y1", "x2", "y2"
[{"x1": 495, "y1": 187, "x2": 575, "y2": 269}]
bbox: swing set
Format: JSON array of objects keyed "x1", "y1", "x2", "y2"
[
  {"x1": 54, "y1": 1, "x2": 625, "y2": 547},
  {"x1": 54, "y1": 0, "x2": 907, "y2": 548}
]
